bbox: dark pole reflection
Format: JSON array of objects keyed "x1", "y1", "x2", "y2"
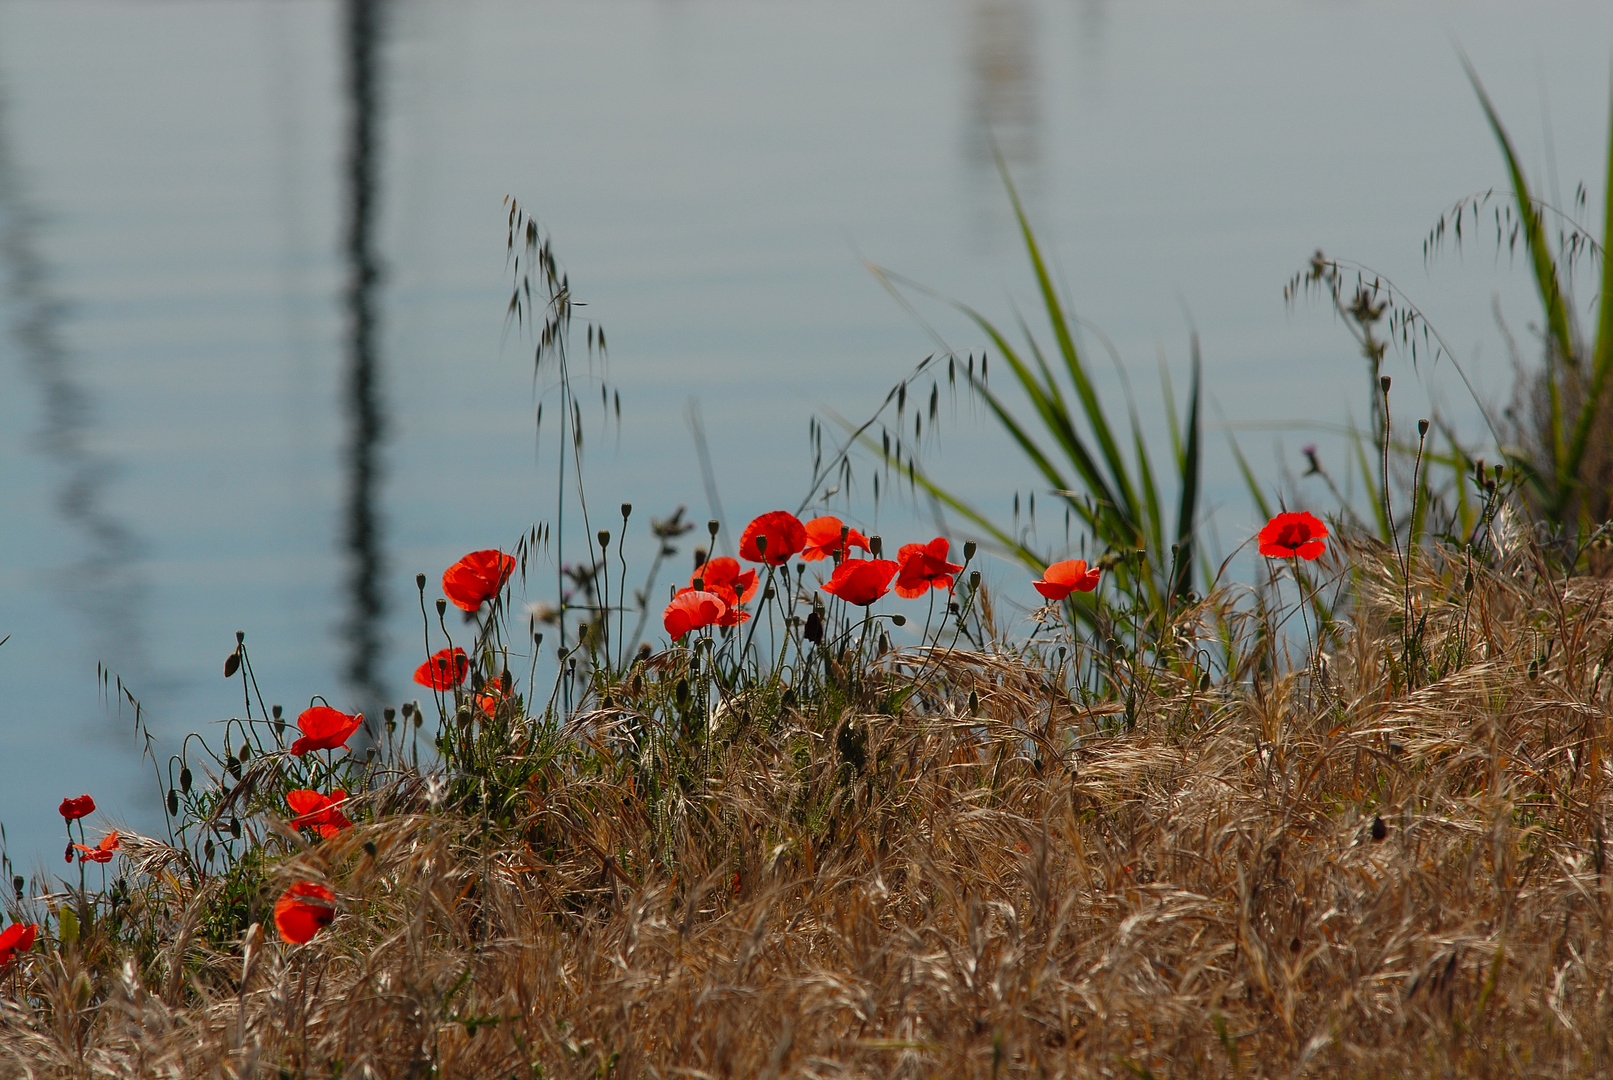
[
  {"x1": 341, "y1": 0, "x2": 388, "y2": 722},
  {"x1": 0, "y1": 78, "x2": 150, "y2": 688},
  {"x1": 965, "y1": 0, "x2": 1042, "y2": 242}
]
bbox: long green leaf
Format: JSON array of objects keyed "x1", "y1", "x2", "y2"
[
  {"x1": 997, "y1": 153, "x2": 1140, "y2": 525},
  {"x1": 1561, "y1": 72, "x2": 1613, "y2": 522},
  {"x1": 1465, "y1": 58, "x2": 1573, "y2": 495},
  {"x1": 1172, "y1": 337, "x2": 1203, "y2": 601}
]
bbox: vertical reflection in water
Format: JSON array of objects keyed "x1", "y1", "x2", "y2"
[
  {"x1": 965, "y1": 0, "x2": 1041, "y2": 236},
  {"x1": 0, "y1": 78, "x2": 149, "y2": 686},
  {"x1": 341, "y1": 0, "x2": 388, "y2": 719}
]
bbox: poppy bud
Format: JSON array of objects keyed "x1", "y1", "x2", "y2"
[
  {"x1": 621, "y1": 503, "x2": 632, "y2": 519},
  {"x1": 675, "y1": 679, "x2": 691, "y2": 708},
  {"x1": 436, "y1": 599, "x2": 447, "y2": 617},
  {"x1": 180, "y1": 767, "x2": 193, "y2": 794},
  {"x1": 891, "y1": 614, "x2": 906, "y2": 626},
  {"x1": 1370, "y1": 815, "x2": 1387, "y2": 842},
  {"x1": 968, "y1": 689, "x2": 979, "y2": 713},
  {"x1": 414, "y1": 711, "x2": 424, "y2": 729},
  {"x1": 227, "y1": 756, "x2": 241, "y2": 781},
  {"x1": 948, "y1": 602, "x2": 960, "y2": 615},
  {"x1": 239, "y1": 742, "x2": 251, "y2": 762},
  {"x1": 416, "y1": 573, "x2": 427, "y2": 591},
  {"x1": 1199, "y1": 671, "x2": 1211, "y2": 692},
  {"x1": 869, "y1": 536, "x2": 882, "y2": 556},
  {"x1": 598, "y1": 530, "x2": 611, "y2": 549},
  {"x1": 364, "y1": 840, "x2": 378, "y2": 858},
  {"x1": 1380, "y1": 375, "x2": 1391, "y2": 392},
  {"x1": 224, "y1": 650, "x2": 241, "y2": 678},
  {"x1": 1417, "y1": 418, "x2": 1429, "y2": 436},
  {"x1": 65, "y1": 843, "x2": 73, "y2": 864},
  {"x1": 963, "y1": 541, "x2": 977, "y2": 560},
  {"x1": 230, "y1": 817, "x2": 241, "y2": 839},
  {"x1": 804, "y1": 611, "x2": 824, "y2": 643},
  {"x1": 167, "y1": 789, "x2": 179, "y2": 816},
  {"x1": 782, "y1": 688, "x2": 797, "y2": 707},
  {"x1": 205, "y1": 838, "x2": 215, "y2": 861}
]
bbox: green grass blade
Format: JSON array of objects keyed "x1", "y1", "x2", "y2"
[
  {"x1": 1172, "y1": 338, "x2": 1203, "y2": 600},
  {"x1": 1562, "y1": 73, "x2": 1613, "y2": 519},
  {"x1": 997, "y1": 153, "x2": 1139, "y2": 525},
  {"x1": 1465, "y1": 58, "x2": 1573, "y2": 497}
]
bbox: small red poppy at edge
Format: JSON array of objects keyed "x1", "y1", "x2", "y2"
[
  {"x1": 0, "y1": 923, "x2": 38, "y2": 968},
  {"x1": 738, "y1": 511, "x2": 807, "y2": 565},
  {"x1": 894, "y1": 538, "x2": 963, "y2": 599},
  {"x1": 1257, "y1": 511, "x2": 1328, "y2": 560},
  {"x1": 72, "y1": 831, "x2": 120, "y2": 864},
  {"x1": 286, "y1": 790, "x2": 353, "y2": 839},
  {"x1": 1033, "y1": 559, "x2": 1102, "y2": 601},
  {"x1": 413, "y1": 647, "x2": 469, "y2": 690},
  {"x1": 822, "y1": 558, "x2": 900, "y2": 607},
  {"x1": 59, "y1": 795, "x2": 95, "y2": 821},
  {"x1": 442, "y1": 549, "x2": 516, "y2": 611},
  {"x1": 664, "y1": 590, "x2": 729, "y2": 640},
  {"x1": 290, "y1": 706, "x2": 363, "y2": 756},
  {"x1": 274, "y1": 881, "x2": 337, "y2": 944},
  {"x1": 800, "y1": 516, "x2": 870, "y2": 562}
]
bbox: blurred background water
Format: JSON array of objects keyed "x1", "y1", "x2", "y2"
[{"x1": 2, "y1": 0, "x2": 1611, "y2": 871}]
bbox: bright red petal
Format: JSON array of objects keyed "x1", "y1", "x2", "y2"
[{"x1": 274, "y1": 882, "x2": 336, "y2": 944}]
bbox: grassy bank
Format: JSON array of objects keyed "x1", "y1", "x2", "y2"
[{"x1": 4, "y1": 532, "x2": 1613, "y2": 1078}]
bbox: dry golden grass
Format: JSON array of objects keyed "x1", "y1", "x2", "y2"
[{"x1": 5, "y1": 543, "x2": 1613, "y2": 1079}]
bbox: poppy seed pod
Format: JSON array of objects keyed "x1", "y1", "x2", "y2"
[
  {"x1": 891, "y1": 614, "x2": 906, "y2": 626},
  {"x1": 804, "y1": 611, "x2": 824, "y2": 643},
  {"x1": 401, "y1": 701, "x2": 413, "y2": 718},
  {"x1": 969, "y1": 571, "x2": 981, "y2": 589},
  {"x1": 435, "y1": 599, "x2": 447, "y2": 617},
  {"x1": 272, "y1": 704, "x2": 283, "y2": 720},
  {"x1": 1380, "y1": 375, "x2": 1391, "y2": 392},
  {"x1": 869, "y1": 536, "x2": 882, "y2": 556},
  {"x1": 755, "y1": 535, "x2": 768, "y2": 555},
  {"x1": 963, "y1": 541, "x2": 977, "y2": 560},
  {"x1": 1418, "y1": 418, "x2": 1429, "y2": 436},
  {"x1": 621, "y1": 503, "x2": 632, "y2": 519},
  {"x1": 708, "y1": 520, "x2": 719, "y2": 538},
  {"x1": 12, "y1": 875, "x2": 22, "y2": 900},
  {"x1": 598, "y1": 530, "x2": 611, "y2": 549}
]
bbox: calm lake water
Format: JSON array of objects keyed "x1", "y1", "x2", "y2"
[{"x1": 2, "y1": 0, "x2": 1611, "y2": 868}]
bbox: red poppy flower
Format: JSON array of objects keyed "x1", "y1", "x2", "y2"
[
  {"x1": 663, "y1": 590, "x2": 728, "y2": 640},
  {"x1": 413, "y1": 647, "x2": 469, "y2": 690},
  {"x1": 286, "y1": 790, "x2": 353, "y2": 839},
  {"x1": 1033, "y1": 559, "x2": 1102, "y2": 601},
  {"x1": 738, "y1": 511, "x2": 807, "y2": 565},
  {"x1": 800, "y1": 516, "x2": 871, "y2": 562},
  {"x1": 72, "y1": 831, "x2": 119, "y2": 864},
  {"x1": 59, "y1": 795, "x2": 95, "y2": 821},
  {"x1": 691, "y1": 556, "x2": 758, "y2": 605},
  {"x1": 442, "y1": 549, "x2": 515, "y2": 611},
  {"x1": 822, "y1": 558, "x2": 900, "y2": 607},
  {"x1": 290, "y1": 706, "x2": 363, "y2": 756},
  {"x1": 274, "y1": 881, "x2": 337, "y2": 944},
  {"x1": 0, "y1": 923, "x2": 38, "y2": 968},
  {"x1": 477, "y1": 677, "x2": 507, "y2": 717},
  {"x1": 893, "y1": 538, "x2": 964, "y2": 599},
  {"x1": 1257, "y1": 511, "x2": 1328, "y2": 560}
]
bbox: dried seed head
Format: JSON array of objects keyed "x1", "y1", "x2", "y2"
[
  {"x1": 963, "y1": 540, "x2": 977, "y2": 560},
  {"x1": 416, "y1": 573, "x2": 427, "y2": 591}
]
